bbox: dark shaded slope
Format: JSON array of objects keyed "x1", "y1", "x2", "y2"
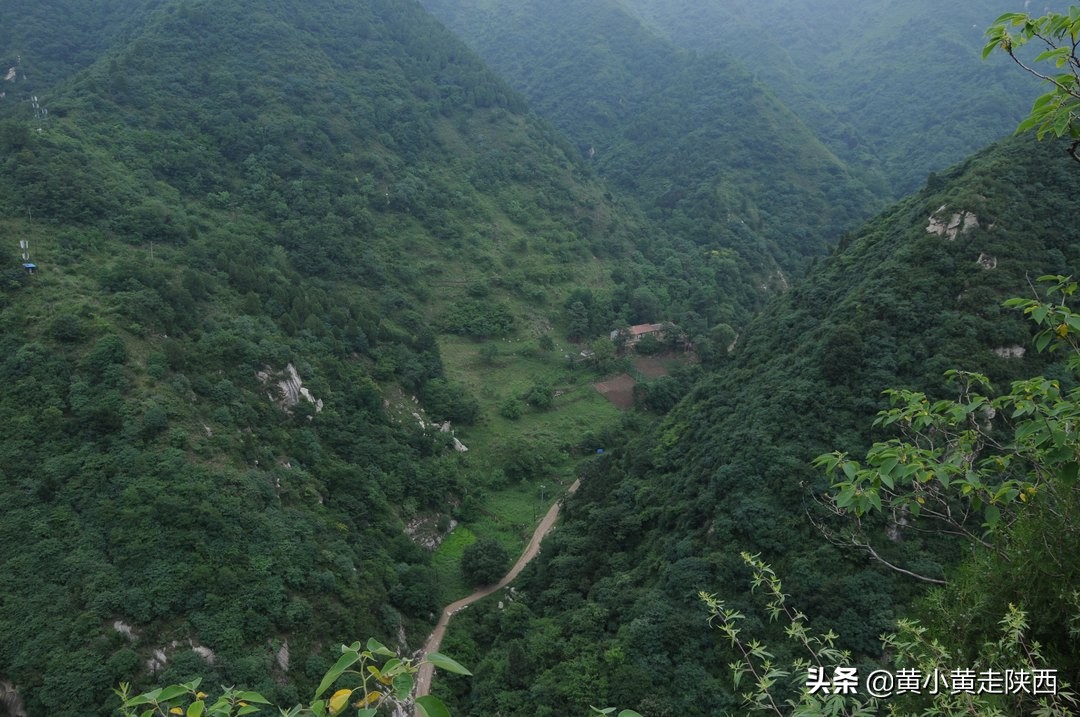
[{"x1": 438, "y1": 137, "x2": 1080, "y2": 716}]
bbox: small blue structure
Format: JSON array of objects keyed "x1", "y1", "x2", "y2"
[
  {"x1": 596, "y1": 448, "x2": 605, "y2": 454},
  {"x1": 22, "y1": 263, "x2": 36, "y2": 274}
]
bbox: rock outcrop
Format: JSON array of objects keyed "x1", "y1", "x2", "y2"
[
  {"x1": 256, "y1": 363, "x2": 324, "y2": 414},
  {"x1": 926, "y1": 205, "x2": 979, "y2": 240}
]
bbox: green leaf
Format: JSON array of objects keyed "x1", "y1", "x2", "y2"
[
  {"x1": 236, "y1": 692, "x2": 271, "y2": 705},
  {"x1": 356, "y1": 710, "x2": 377, "y2": 717},
  {"x1": 187, "y1": 701, "x2": 205, "y2": 717},
  {"x1": 878, "y1": 456, "x2": 898, "y2": 476},
  {"x1": 125, "y1": 694, "x2": 157, "y2": 708},
  {"x1": 414, "y1": 696, "x2": 452, "y2": 717},
  {"x1": 618, "y1": 711, "x2": 644, "y2": 717},
  {"x1": 366, "y1": 638, "x2": 394, "y2": 657},
  {"x1": 425, "y1": 652, "x2": 472, "y2": 676},
  {"x1": 314, "y1": 651, "x2": 361, "y2": 701},
  {"x1": 1035, "y1": 47, "x2": 1069, "y2": 62},
  {"x1": 1061, "y1": 462, "x2": 1079, "y2": 483},
  {"x1": 236, "y1": 707, "x2": 261, "y2": 716},
  {"x1": 392, "y1": 673, "x2": 414, "y2": 701},
  {"x1": 159, "y1": 685, "x2": 191, "y2": 702}
]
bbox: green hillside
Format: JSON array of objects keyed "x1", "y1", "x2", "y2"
[
  {"x1": 0, "y1": 0, "x2": 675, "y2": 713},
  {"x1": 3, "y1": 1, "x2": 1079, "y2": 716},
  {"x1": 419, "y1": 0, "x2": 884, "y2": 293},
  {"x1": 436, "y1": 136, "x2": 1080, "y2": 716}
]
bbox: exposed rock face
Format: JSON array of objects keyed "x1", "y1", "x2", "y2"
[
  {"x1": 145, "y1": 640, "x2": 217, "y2": 673},
  {"x1": 405, "y1": 515, "x2": 458, "y2": 550},
  {"x1": 926, "y1": 205, "x2": 979, "y2": 240},
  {"x1": 886, "y1": 509, "x2": 909, "y2": 543},
  {"x1": 146, "y1": 648, "x2": 168, "y2": 673},
  {"x1": 411, "y1": 414, "x2": 468, "y2": 452},
  {"x1": 993, "y1": 346, "x2": 1026, "y2": 359},
  {"x1": 256, "y1": 363, "x2": 324, "y2": 414},
  {"x1": 113, "y1": 620, "x2": 136, "y2": 640},
  {"x1": 191, "y1": 645, "x2": 216, "y2": 664},
  {"x1": 976, "y1": 253, "x2": 998, "y2": 270},
  {"x1": 0, "y1": 680, "x2": 26, "y2": 717},
  {"x1": 276, "y1": 641, "x2": 290, "y2": 673}
]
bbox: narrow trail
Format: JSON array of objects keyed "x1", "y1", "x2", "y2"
[{"x1": 414, "y1": 479, "x2": 580, "y2": 701}]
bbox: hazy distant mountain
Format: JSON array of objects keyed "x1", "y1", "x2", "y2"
[
  {"x1": 421, "y1": 0, "x2": 886, "y2": 283},
  {"x1": 617, "y1": 0, "x2": 1067, "y2": 194}
]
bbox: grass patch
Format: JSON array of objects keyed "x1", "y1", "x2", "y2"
[
  {"x1": 431, "y1": 525, "x2": 476, "y2": 603},
  {"x1": 427, "y1": 333, "x2": 621, "y2": 602},
  {"x1": 440, "y1": 334, "x2": 619, "y2": 456}
]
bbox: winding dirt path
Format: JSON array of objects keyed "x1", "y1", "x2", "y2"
[{"x1": 414, "y1": 479, "x2": 580, "y2": 701}]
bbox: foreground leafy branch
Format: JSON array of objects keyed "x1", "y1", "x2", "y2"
[
  {"x1": 814, "y1": 276, "x2": 1080, "y2": 581},
  {"x1": 984, "y1": 8, "x2": 1080, "y2": 159},
  {"x1": 702, "y1": 553, "x2": 877, "y2": 717},
  {"x1": 710, "y1": 556, "x2": 1075, "y2": 716},
  {"x1": 115, "y1": 639, "x2": 470, "y2": 717}
]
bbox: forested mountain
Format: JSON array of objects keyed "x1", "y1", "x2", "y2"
[
  {"x1": 3, "y1": 0, "x2": 1078, "y2": 715},
  {"x1": 616, "y1": 0, "x2": 1065, "y2": 195},
  {"x1": 437, "y1": 136, "x2": 1080, "y2": 716},
  {"x1": 0, "y1": 0, "x2": 160, "y2": 90},
  {"x1": 419, "y1": 0, "x2": 884, "y2": 297},
  {"x1": 0, "y1": 0, "x2": 682, "y2": 714}
]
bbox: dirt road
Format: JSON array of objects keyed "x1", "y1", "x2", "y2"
[{"x1": 413, "y1": 479, "x2": 580, "y2": 701}]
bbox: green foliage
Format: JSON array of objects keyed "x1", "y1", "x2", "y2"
[
  {"x1": 589, "y1": 708, "x2": 643, "y2": 717},
  {"x1": 498, "y1": 396, "x2": 523, "y2": 420},
  {"x1": 441, "y1": 300, "x2": 516, "y2": 339},
  {"x1": 479, "y1": 342, "x2": 499, "y2": 365},
  {"x1": 116, "y1": 639, "x2": 470, "y2": 717},
  {"x1": 701, "y1": 553, "x2": 874, "y2": 716},
  {"x1": 0, "y1": 0, "x2": 662, "y2": 712},
  {"x1": 984, "y1": 7, "x2": 1080, "y2": 159},
  {"x1": 815, "y1": 276, "x2": 1080, "y2": 687},
  {"x1": 705, "y1": 556, "x2": 1075, "y2": 717},
  {"x1": 3, "y1": 2, "x2": 1080, "y2": 716},
  {"x1": 460, "y1": 537, "x2": 510, "y2": 587},
  {"x1": 421, "y1": 378, "x2": 481, "y2": 425},
  {"x1": 437, "y1": 138, "x2": 1080, "y2": 717},
  {"x1": 524, "y1": 381, "x2": 555, "y2": 410},
  {"x1": 819, "y1": 274, "x2": 1080, "y2": 530}
]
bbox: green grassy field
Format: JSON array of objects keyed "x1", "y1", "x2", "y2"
[{"x1": 429, "y1": 333, "x2": 622, "y2": 603}]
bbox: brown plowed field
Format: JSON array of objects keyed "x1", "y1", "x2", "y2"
[{"x1": 592, "y1": 373, "x2": 636, "y2": 409}]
